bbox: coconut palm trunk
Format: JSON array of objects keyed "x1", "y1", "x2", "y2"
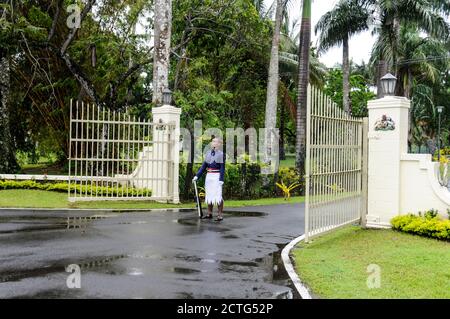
[
  {"x1": 376, "y1": 59, "x2": 388, "y2": 98},
  {"x1": 342, "y1": 35, "x2": 351, "y2": 113},
  {"x1": 153, "y1": 0, "x2": 173, "y2": 105},
  {"x1": 264, "y1": 0, "x2": 284, "y2": 166},
  {"x1": 295, "y1": 0, "x2": 311, "y2": 175}
]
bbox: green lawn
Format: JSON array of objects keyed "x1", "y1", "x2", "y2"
[
  {"x1": 280, "y1": 154, "x2": 295, "y2": 168},
  {"x1": 0, "y1": 189, "x2": 303, "y2": 209},
  {"x1": 292, "y1": 226, "x2": 450, "y2": 299}
]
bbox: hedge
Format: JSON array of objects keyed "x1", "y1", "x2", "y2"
[
  {"x1": 179, "y1": 162, "x2": 303, "y2": 200},
  {"x1": 391, "y1": 212, "x2": 450, "y2": 241},
  {"x1": 0, "y1": 180, "x2": 151, "y2": 197}
]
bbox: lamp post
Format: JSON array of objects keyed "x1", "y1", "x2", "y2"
[
  {"x1": 437, "y1": 105, "x2": 444, "y2": 162},
  {"x1": 162, "y1": 88, "x2": 172, "y2": 106},
  {"x1": 380, "y1": 73, "x2": 397, "y2": 96}
]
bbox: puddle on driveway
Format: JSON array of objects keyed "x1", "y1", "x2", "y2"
[
  {"x1": 170, "y1": 267, "x2": 202, "y2": 274},
  {"x1": 0, "y1": 254, "x2": 127, "y2": 283},
  {"x1": 222, "y1": 234, "x2": 239, "y2": 239},
  {"x1": 223, "y1": 211, "x2": 266, "y2": 217},
  {"x1": 263, "y1": 244, "x2": 299, "y2": 299},
  {"x1": 173, "y1": 210, "x2": 265, "y2": 231},
  {"x1": 0, "y1": 215, "x2": 114, "y2": 234},
  {"x1": 171, "y1": 246, "x2": 298, "y2": 299}
]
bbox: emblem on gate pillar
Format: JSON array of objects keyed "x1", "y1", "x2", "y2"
[{"x1": 374, "y1": 115, "x2": 395, "y2": 131}]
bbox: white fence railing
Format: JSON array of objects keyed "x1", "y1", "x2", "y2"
[{"x1": 68, "y1": 100, "x2": 176, "y2": 202}]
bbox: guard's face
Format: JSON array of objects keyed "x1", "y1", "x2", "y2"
[{"x1": 211, "y1": 139, "x2": 221, "y2": 149}]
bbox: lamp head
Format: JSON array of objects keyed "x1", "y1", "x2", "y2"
[
  {"x1": 380, "y1": 73, "x2": 397, "y2": 96},
  {"x1": 162, "y1": 88, "x2": 172, "y2": 105}
]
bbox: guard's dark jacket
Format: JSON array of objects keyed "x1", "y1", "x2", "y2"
[{"x1": 195, "y1": 149, "x2": 225, "y2": 182}]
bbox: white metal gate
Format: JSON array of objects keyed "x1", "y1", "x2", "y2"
[
  {"x1": 68, "y1": 100, "x2": 176, "y2": 201},
  {"x1": 305, "y1": 85, "x2": 368, "y2": 241}
]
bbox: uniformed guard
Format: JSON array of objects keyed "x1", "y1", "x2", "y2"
[{"x1": 192, "y1": 137, "x2": 225, "y2": 221}]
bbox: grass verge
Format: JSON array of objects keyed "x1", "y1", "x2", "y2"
[
  {"x1": 0, "y1": 189, "x2": 304, "y2": 209},
  {"x1": 292, "y1": 225, "x2": 450, "y2": 298}
]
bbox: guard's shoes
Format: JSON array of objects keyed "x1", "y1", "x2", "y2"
[
  {"x1": 201, "y1": 214, "x2": 213, "y2": 219},
  {"x1": 215, "y1": 216, "x2": 223, "y2": 222}
]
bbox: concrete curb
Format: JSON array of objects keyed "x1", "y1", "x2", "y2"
[{"x1": 281, "y1": 234, "x2": 313, "y2": 299}]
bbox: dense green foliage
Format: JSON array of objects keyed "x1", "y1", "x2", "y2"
[
  {"x1": 1, "y1": 0, "x2": 155, "y2": 166},
  {"x1": 323, "y1": 68, "x2": 376, "y2": 117},
  {"x1": 0, "y1": 0, "x2": 448, "y2": 180}
]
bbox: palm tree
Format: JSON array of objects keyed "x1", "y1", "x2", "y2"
[
  {"x1": 264, "y1": 0, "x2": 286, "y2": 165},
  {"x1": 364, "y1": 0, "x2": 449, "y2": 97},
  {"x1": 392, "y1": 26, "x2": 448, "y2": 98},
  {"x1": 278, "y1": 14, "x2": 328, "y2": 160},
  {"x1": 153, "y1": 0, "x2": 173, "y2": 105},
  {"x1": 295, "y1": 0, "x2": 311, "y2": 174},
  {"x1": 315, "y1": 0, "x2": 369, "y2": 113},
  {"x1": 410, "y1": 83, "x2": 440, "y2": 152},
  {"x1": 390, "y1": 26, "x2": 450, "y2": 149}
]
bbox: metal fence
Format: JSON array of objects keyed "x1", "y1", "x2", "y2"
[
  {"x1": 68, "y1": 100, "x2": 175, "y2": 201},
  {"x1": 305, "y1": 85, "x2": 368, "y2": 241}
]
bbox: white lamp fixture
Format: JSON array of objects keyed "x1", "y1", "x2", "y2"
[
  {"x1": 437, "y1": 105, "x2": 444, "y2": 113},
  {"x1": 380, "y1": 73, "x2": 397, "y2": 96}
]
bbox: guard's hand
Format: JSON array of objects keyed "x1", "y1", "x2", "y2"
[
  {"x1": 192, "y1": 176, "x2": 198, "y2": 182},
  {"x1": 219, "y1": 181, "x2": 224, "y2": 186}
]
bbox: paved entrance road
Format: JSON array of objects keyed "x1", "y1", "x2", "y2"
[{"x1": 0, "y1": 203, "x2": 304, "y2": 299}]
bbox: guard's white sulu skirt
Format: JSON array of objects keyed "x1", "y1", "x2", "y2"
[{"x1": 204, "y1": 173, "x2": 223, "y2": 205}]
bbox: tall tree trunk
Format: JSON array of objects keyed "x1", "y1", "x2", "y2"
[
  {"x1": 405, "y1": 69, "x2": 412, "y2": 99},
  {"x1": 0, "y1": 51, "x2": 18, "y2": 173},
  {"x1": 342, "y1": 35, "x2": 350, "y2": 114},
  {"x1": 153, "y1": 0, "x2": 173, "y2": 105},
  {"x1": 183, "y1": 127, "x2": 195, "y2": 200},
  {"x1": 264, "y1": 0, "x2": 284, "y2": 165},
  {"x1": 392, "y1": 17, "x2": 403, "y2": 97},
  {"x1": 376, "y1": 59, "x2": 388, "y2": 98},
  {"x1": 406, "y1": 69, "x2": 413, "y2": 151},
  {"x1": 295, "y1": 0, "x2": 311, "y2": 175},
  {"x1": 279, "y1": 93, "x2": 286, "y2": 161}
]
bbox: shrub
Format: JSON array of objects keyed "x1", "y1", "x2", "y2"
[
  {"x1": 276, "y1": 180, "x2": 301, "y2": 200},
  {"x1": 0, "y1": 180, "x2": 151, "y2": 197},
  {"x1": 424, "y1": 209, "x2": 438, "y2": 220},
  {"x1": 178, "y1": 162, "x2": 303, "y2": 200},
  {"x1": 391, "y1": 213, "x2": 450, "y2": 241},
  {"x1": 433, "y1": 146, "x2": 450, "y2": 161}
]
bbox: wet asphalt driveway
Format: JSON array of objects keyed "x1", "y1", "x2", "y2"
[{"x1": 0, "y1": 203, "x2": 304, "y2": 299}]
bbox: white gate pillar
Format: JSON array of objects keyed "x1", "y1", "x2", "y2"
[
  {"x1": 152, "y1": 104, "x2": 181, "y2": 203},
  {"x1": 367, "y1": 96, "x2": 410, "y2": 227}
]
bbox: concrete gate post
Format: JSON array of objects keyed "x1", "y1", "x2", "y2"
[
  {"x1": 152, "y1": 104, "x2": 181, "y2": 204},
  {"x1": 366, "y1": 96, "x2": 410, "y2": 227}
]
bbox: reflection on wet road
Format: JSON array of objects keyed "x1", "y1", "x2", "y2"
[{"x1": 0, "y1": 204, "x2": 304, "y2": 299}]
